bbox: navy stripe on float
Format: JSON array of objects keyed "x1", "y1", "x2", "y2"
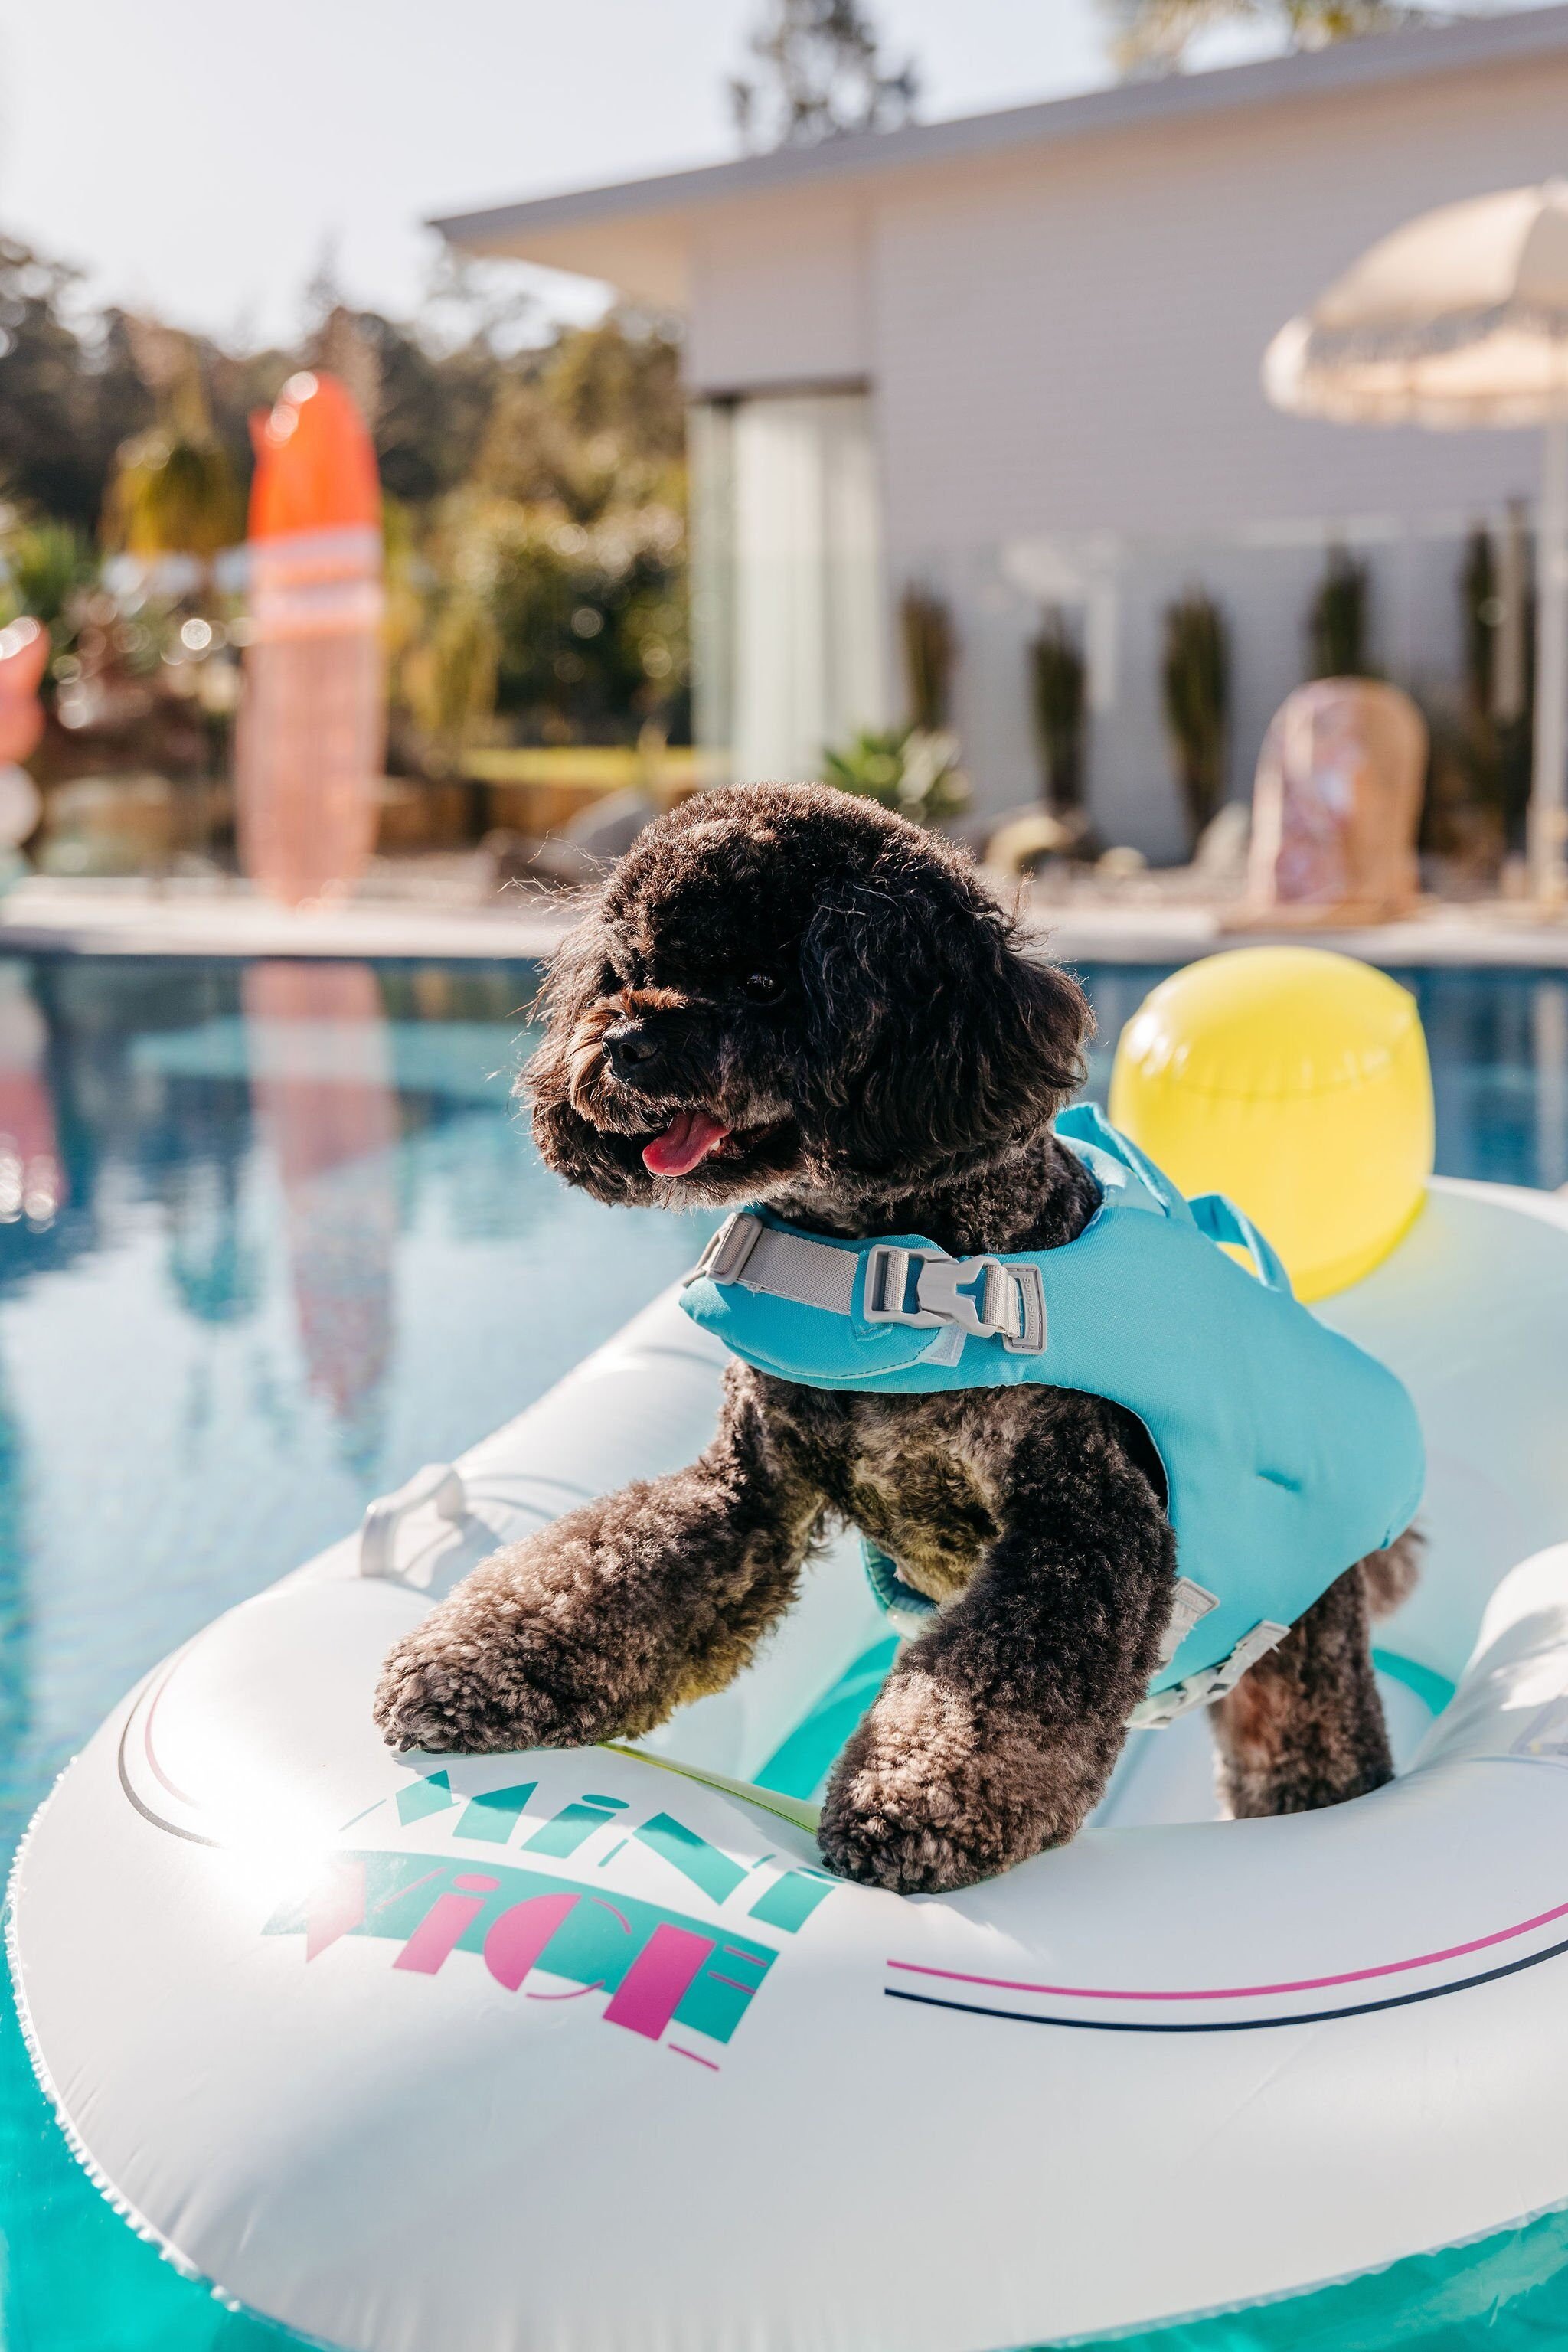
[{"x1": 884, "y1": 1931, "x2": 1568, "y2": 2032}]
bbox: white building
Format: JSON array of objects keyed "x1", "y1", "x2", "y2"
[{"x1": 436, "y1": 8, "x2": 1568, "y2": 857}]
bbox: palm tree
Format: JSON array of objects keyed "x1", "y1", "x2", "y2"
[
  {"x1": 103, "y1": 329, "x2": 242, "y2": 575},
  {"x1": 102, "y1": 328, "x2": 243, "y2": 860}
]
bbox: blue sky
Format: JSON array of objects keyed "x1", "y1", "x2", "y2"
[{"x1": 0, "y1": 1, "x2": 1548, "y2": 343}]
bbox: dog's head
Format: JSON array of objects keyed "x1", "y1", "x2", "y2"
[{"x1": 524, "y1": 782, "x2": 1089, "y2": 1216}]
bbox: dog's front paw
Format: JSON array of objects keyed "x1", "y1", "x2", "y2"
[
  {"x1": 817, "y1": 1785, "x2": 987, "y2": 1896},
  {"x1": 817, "y1": 1670, "x2": 1018, "y2": 1895},
  {"x1": 373, "y1": 1621, "x2": 570, "y2": 1756}
]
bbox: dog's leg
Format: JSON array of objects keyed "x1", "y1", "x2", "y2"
[
  {"x1": 1209, "y1": 1564, "x2": 1393, "y2": 1818},
  {"x1": 817, "y1": 1399, "x2": 1175, "y2": 1895},
  {"x1": 1357, "y1": 1524, "x2": 1423, "y2": 1621},
  {"x1": 374, "y1": 1387, "x2": 822, "y2": 1755}
]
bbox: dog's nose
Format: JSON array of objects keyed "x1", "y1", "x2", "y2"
[{"x1": 604, "y1": 1018, "x2": 662, "y2": 1079}]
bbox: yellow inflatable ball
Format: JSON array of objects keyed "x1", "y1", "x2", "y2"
[{"x1": 1107, "y1": 946, "x2": 1433, "y2": 1302}]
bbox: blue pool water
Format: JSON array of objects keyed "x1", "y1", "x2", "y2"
[{"x1": 2, "y1": 952, "x2": 1568, "y2": 2351}]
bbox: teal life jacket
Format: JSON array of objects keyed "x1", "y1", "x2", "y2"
[{"x1": 678, "y1": 1105, "x2": 1425, "y2": 1726}]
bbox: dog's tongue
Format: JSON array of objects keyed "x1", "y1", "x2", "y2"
[{"x1": 642, "y1": 1109, "x2": 731, "y2": 1177}]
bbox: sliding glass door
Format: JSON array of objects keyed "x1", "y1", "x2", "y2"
[{"x1": 690, "y1": 390, "x2": 888, "y2": 785}]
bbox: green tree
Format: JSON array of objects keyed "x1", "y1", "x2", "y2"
[
  {"x1": 410, "y1": 313, "x2": 691, "y2": 747},
  {"x1": 342, "y1": 310, "x2": 503, "y2": 508},
  {"x1": 0, "y1": 227, "x2": 694, "y2": 757},
  {"x1": 475, "y1": 314, "x2": 685, "y2": 518},
  {"x1": 0, "y1": 243, "x2": 152, "y2": 531},
  {"x1": 730, "y1": 0, "x2": 918, "y2": 149},
  {"x1": 1104, "y1": 0, "x2": 1439, "y2": 74},
  {"x1": 1, "y1": 521, "x2": 92, "y2": 632},
  {"x1": 456, "y1": 498, "x2": 688, "y2": 743},
  {"x1": 398, "y1": 573, "x2": 501, "y2": 775}
]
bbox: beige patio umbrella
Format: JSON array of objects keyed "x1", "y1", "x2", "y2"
[{"x1": 1264, "y1": 179, "x2": 1568, "y2": 898}]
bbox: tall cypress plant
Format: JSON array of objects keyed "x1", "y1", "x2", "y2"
[
  {"x1": 1307, "y1": 544, "x2": 1374, "y2": 679},
  {"x1": 1161, "y1": 587, "x2": 1229, "y2": 848},
  {"x1": 1029, "y1": 608, "x2": 1087, "y2": 813},
  {"x1": 900, "y1": 586, "x2": 954, "y2": 732}
]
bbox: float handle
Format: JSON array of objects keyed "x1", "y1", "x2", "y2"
[{"x1": 360, "y1": 1463, "x2": 467, "y2": 1581}]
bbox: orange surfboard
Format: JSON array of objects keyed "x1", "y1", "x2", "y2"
[{"x1": 235, "y1": 373, "x2": 384, "y2": 906}]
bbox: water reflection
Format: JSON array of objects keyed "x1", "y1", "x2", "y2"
[
  {"x1": 0, "y1": 952, "x2": 687, "y2": 2352},
  {"x1": 244, "y1": 962, "x2": 399, "y2": 1475},
  {"x1": 0, "y1": 955, "x2": 715, "y2": 1834},
  {"x1": 0, "y1": 966, "x2": 63, "y2": 1230}
]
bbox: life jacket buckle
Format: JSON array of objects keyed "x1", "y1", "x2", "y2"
[{"x1": 864, "y1": 1245, "x2": 1045, "y2": 1353}]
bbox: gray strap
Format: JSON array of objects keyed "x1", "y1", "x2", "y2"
[
  {"x1": 737, "y1": 1221, "x2": 858, "y2": 1313},
  {"x1": 687, "y1": 1213, "x2": 858, "y2": 1312}
]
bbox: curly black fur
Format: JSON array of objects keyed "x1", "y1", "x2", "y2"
[{"x1": 374, "y1": 784, "x2": 1411, "y2": 1892}]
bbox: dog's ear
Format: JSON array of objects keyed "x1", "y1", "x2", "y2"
[
  {"x1": 799, "y1": 858, "x2": 1089, "y2": 1176},
  {"x1": 519, "y1": 894, "x2": 632, "y2": 1193},
  {"x1": 520, "y1": 904, "x2": 605, "y2": 1091}
]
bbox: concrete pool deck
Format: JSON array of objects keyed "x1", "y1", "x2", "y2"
[
  {"x1": 0, "y1": 875, "x2": 570, "y2": 962},
  {"x1": 1024, "y1": 897, "x2": 1568, "y2": 969},
  {"x1": 6, "y1": 873, "x2": 1568, "y2": 968}
]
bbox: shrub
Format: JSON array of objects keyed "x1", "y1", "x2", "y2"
[{"x1": 822, "y1": 724, "x2": 969, "y2": 825}]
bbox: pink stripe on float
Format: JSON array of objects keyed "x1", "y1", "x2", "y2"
[
  {"x1": 887, "y1": 1895, "x2": 1568, "y2": 2004},
  {"x1": 142, "y1": 1668, "x2": 198, "y2": 1808}
]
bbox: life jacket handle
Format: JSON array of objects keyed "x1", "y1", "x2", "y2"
[
  {"x1": 1189, "y1": 1192, "x2": 1295, "y2": 1297},
  {"x1": 1057, "y1": 1103, "x2": 1292, "y2": 1297},
  {"x1": 1056, "y1": 1102, "x2": 1193, "y2": 1220}
]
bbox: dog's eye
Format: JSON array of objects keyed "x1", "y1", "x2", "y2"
[{"x1": 739, "y1": 970, "x2": 784, "y2": 1005}]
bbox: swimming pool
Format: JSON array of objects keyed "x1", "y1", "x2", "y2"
[{"x1": 3, "y1": 952, "x2": 1567, "y2": 2352}]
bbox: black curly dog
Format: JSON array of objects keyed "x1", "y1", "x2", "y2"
[{"x1": 375, "y1": 784, "x2": 1417, "y2": 1893}]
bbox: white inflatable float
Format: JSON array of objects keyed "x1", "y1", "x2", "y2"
[{"x1": 10, "y1": 1165, "x2": 1568, "y2": 2352}]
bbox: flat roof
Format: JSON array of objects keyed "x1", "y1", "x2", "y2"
[{"x1": 433, "y1": 3, "x2": 1568, "y2": 292}]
